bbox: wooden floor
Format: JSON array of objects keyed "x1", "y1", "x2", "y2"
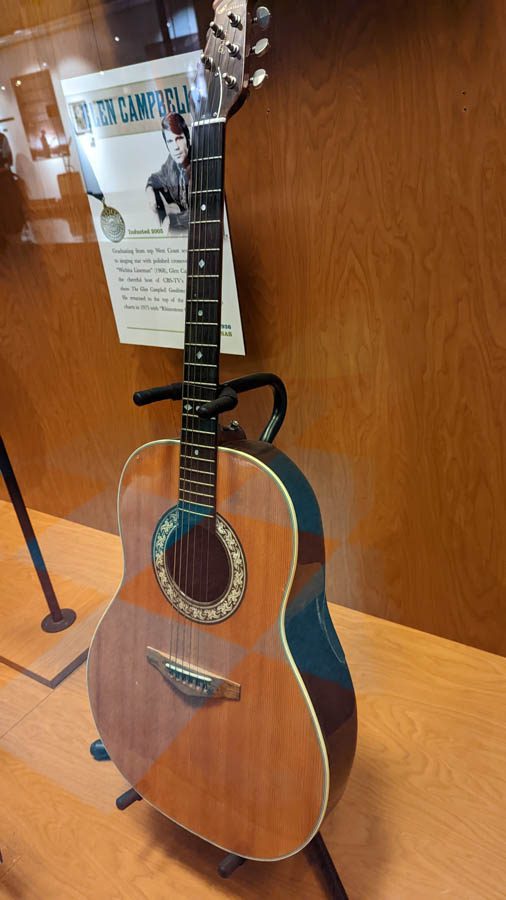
[
  {"x1": 0, "y1": 500, "x2": 121, "y2": 684},
  {"x1": 1, "y1": 599, "x2": 505, "y2": 898}
]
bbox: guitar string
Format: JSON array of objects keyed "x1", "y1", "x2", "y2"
[
  {"x1": 174, "y1": 56, "x2": 223, "y2": 687},
  {"x1": 184, "y1": 78, "x2": 208, "y2": 677},
  {"x1": 196, "y1": 70, "x2": 219, "y2": 686},
  {"x1": 192, "y1": 100, "x2": 208, "y2": 683},
  {"x1": 201, "y1": 70, "x2": 221, "y2": 683},
  {"x1": 188, "y1": 99, "x2": 207, "y2": 682},
  {"x1": 193, "y1": 70, "x2": 217, "y2": 685},
  {"x1": 176, "y1": 105, "x2": 194, "y2": 675},
  {"x1": 193, "y1": 90, "x2": 212, "y2": 680},
  {"x1": 176, "y1": 70, "x2": 206, "y2": 676},
  {"x1": 186, "y1": 71, "x2": 213, "y2": 683}
]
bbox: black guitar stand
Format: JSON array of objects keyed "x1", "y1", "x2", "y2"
[
  {"x1": 0, "y1": 434, "x2": 76, "y2": 632},
  {"x1": 90, "y1": 373, "x2": 349, "y2": 900},
  {"x1": 133, "y1": 370, "x2": 288, "y2": 444}
]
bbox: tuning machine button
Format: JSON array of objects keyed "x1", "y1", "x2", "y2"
[
  {"x1": 228, "y1": 12, "x2": 242, "y2": 27},
  {"x1": 200, "y1": 53, "x2": 215, "y2": 71},
  {"x1": 225, "y1": 41, "x2": 240, "y2": 57},
  {"x1": 251, "y1": 37, "x2": 270, "y2": 58},
  {"x1": 223, "y1": 73, "x2": 237, "y2": 89},
  {"x1": 209, "y1": 20, "x2": 225, "y2": 38},
  {"x1": 253, "y1": 5, "x2": 271, "y2": 29},
  {"x1": 250, "y1": 68, "x2": 268, "y2": 89}
]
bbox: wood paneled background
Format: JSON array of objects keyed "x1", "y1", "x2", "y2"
[{"x1": 1, "y1": 0, "x2": 506, "y2": 656}]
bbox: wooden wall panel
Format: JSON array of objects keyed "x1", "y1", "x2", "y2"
[{"x1": 2, "y1": 0, "x2": 506, "y2": 655}]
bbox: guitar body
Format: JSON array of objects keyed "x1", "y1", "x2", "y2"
[{"x1": 88, "y1": 438, "x2": 356, "y2": 860}]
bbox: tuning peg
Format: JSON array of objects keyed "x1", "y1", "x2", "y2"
[
  {"x1": 223, "y1": 73, "x2": 237, "y2": 89},
  {"x1": 253, "y1": 5, "x2": 271, "y2": 29},
  {"x1": 200, "y1": 53, "x2": 215, "y2": 71},
  {"x1": 250, "y1": 68, "x2": 268, "y2": 89},
  {"x1": 228, "y1": 12, "x2": 242, "y2": 27},
  {"x1": 251, "y1": 37, "x2": 270, "y2": 58},
  {"x1": 225, "y1": 41, "x2": 240, "y2": 57},
  {"x1": 209, "y1": 20, "x2": 225, "y2": 38}
]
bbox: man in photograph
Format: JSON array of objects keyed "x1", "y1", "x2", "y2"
[{"x1": 146, "y1": 112, "x2": 190, "y2": 231}]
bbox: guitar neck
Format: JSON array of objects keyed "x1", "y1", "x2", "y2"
[{"x1": 178, "y1": 119, "x2": 226, "y2": 523}]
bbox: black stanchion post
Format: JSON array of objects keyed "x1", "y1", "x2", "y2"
[{"x1": 0, "y1": 435, "x2": 76, "y2": 632}]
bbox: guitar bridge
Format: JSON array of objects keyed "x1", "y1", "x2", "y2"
[{"x1": 146, "y1": 647, "x2": 241, "y2": 700}]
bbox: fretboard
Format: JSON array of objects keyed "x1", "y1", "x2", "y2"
[{"x1": 178, "y1": 120, "x2": 225, "y2": 524}]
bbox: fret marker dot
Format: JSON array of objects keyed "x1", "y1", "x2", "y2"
[
  {"x1": 197, "y1": 351, "x2": 203, "y2": 359},
  {"x1": 184, "y1": 403, "x2": 192, "y2": 411},
  {"x1": 199, "y1": 259, "x2": 205, "y2": 268},
  {"x1": 201, "y1": 203, "x2": 206, "y2": 211},
  {"x1": 194, "y1": 449, "x2": 199, "y2": 455},
  {"x1": 198, "y1": 309, "x2": 203, "y2": 316}
]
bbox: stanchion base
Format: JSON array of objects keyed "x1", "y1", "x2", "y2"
[{"x1": 41, "y1": 608, "x2": 77, "y2": 633}]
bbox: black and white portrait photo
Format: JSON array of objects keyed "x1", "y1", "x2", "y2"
[{"x1": 146, "y1": 112, "x2": 190, "y2": 231}]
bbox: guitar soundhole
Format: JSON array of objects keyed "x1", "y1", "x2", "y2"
[
  {"x1": 152, "y1": 508, "x2": 247, "y2": 623},
  {"x1": 165, "y1": 522, "x2": 231, "y2": 606}
]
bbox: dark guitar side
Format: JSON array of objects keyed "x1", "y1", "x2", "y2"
[{"x1": 87, "y1": 439, "x2": 356, "y2": 860}]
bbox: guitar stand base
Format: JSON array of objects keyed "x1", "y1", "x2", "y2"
[
  {"x1": 91, "y1": 742, "x2": 348, "y2": 899},
  {"x1": 112, "y1": 787, "x2": 348, "y2": 898}
]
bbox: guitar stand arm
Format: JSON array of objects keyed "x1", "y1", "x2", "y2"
[
  {"x1": 133, "y1": 372, "x2": 287, "y2": 444},
  {"x1": 115, "y1": 788, "x2": 142, "y2": 810},
  {"x1": 217, "y1": 836, "x2": 348, "y2": 898}
]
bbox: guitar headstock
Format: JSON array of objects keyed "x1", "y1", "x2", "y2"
[{"x1": 190, "y1": 2, "x2": 271, "y2": 123}]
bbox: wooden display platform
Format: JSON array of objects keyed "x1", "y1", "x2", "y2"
[
  {"x1": 1, "y1": 604, "x2": 505, "y2": 898},
  {"x1": 0, "y1": 500, "x2": 121, "y2": 686}
]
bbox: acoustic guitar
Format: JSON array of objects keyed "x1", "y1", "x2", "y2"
[{"x1": 88, "y1": 0, "x2": 357, "y2": 861}]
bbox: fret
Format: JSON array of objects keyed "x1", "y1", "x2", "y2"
[
  {"x1": 180, "y1": 487, "x2": 214, "y2": 498},
  {"x1": 181, "y1": 470, "x2": 214, "y2": 489},
  {"x1": 182, "y1": 422, "x2": 216, "y2": 435},
  {"x1": 186, "y1": 341, "x2": 217, "y2": 347},
  {"x1": 180, "y1": 476, "x2": 216, "y2": 488},
  {"x1": 181, "y1": 422, "x2": 216, "y2": 435},
  {"x1": 181, "y1": 439, "x2": 216, "y2": 450},
  {"x1": 193, "y1": 118, "x2": 226, "y2": 127},
  {"x1": 179, "y1": 497, "x2": 214, "y2": 509},
  {"x1": 185, "y1": 320, "x2": 219, "y2": 326},
  {"x1": 179, "y1": 458, "x2": 215, "y2": 470},
  {"x1": 184, "y1": 361, "x2": 218, "y2": 368},
  {"x1": 188, "y1": 248, "x2": 221, "y2": 253},
  {"x1": 181, "y1": 435, "x2": 216, "y2": 447},
  {"x1": 179, "y1": 512, "x2": 214, "y2": 519},
  {"x1": 190, "y1": 218, "x2": 221, "y2": 224},
  {"x1": 187, "y1": 274, "x2": 220, "y2": 279},
  {"x1": 184, "y1": 380, "x2": 217, "y2": 388},
  {"x1": 186, "y1": 299, "x2": 219, "y2": 304},
  {"x1": 177, "y1": 504, "x2": 213, "y2": 519},
  {"x1": 192, "y1": 155, "x2": 222, "y2": 161},
  {"x1": 182, "y1": 412, "x2": 216, "y2": 422}
]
